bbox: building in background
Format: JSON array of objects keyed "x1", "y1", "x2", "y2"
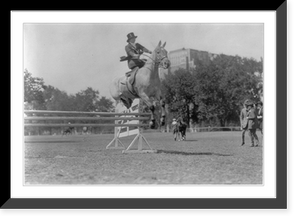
[{"x1": 159, "y1": 48, "x2": 218, "y2": 78}]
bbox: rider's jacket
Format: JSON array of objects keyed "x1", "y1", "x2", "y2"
[{"x1": 121, "y1": 43, "x2": 151, "y2": 69}]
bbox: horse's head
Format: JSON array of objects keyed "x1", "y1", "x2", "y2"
[{"x1": 153, "y1": 41, "x2": 171, "y2": 69}]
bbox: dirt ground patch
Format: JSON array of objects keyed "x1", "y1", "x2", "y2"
[{"x1": 24, "y1": 131, "x2": 263, "y2": 184}]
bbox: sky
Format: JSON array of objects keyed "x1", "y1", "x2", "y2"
[{"x1": 24, "y1": 23, "x2": 263, "y2": 99}]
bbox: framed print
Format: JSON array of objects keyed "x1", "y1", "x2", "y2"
[{"x1": 5, "y1": 1, "x2": 287, "y2": 209}]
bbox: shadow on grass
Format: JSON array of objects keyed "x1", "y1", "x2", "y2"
[
  {"x1": 156, "y1": 149, "x2": 232, "y2": 157},
  {"x1": 25, "y1": 140, "x2": 81, "y2": 143},
  {"x1": 174, "y1": 139, "x2": 198, "y2": 142}
]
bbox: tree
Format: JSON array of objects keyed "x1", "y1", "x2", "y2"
[
  {"x1": 72, "y1": 87, "x2": 115, "y2": 112},
  {"x1": 43, "y1": 85, "x2": 76, "y2": 111},
  {"x1": 95, "y1": 96, "x2": 114, "y2": 112},
  {"x1": 194, "y1": 55, "x2": 261, "y2": 126},
  {"x1": 73, "y1": 87, "x2": 100, "y2": 112},
  {"x1": 162, "y1": 54, "x2": 263, "y2": 127},
  {"x1": 162, "y1": 68, "x2": 196, "y2": 126},
  {"x1": 43, "y1": 85, "x2": 115, "y2": 112},
  {"x1": 193, "y1": 58, "x2": 224, "y2": 125},
  {"x1": 24, "y1": 69, "x2": 46, "y2": 110}
]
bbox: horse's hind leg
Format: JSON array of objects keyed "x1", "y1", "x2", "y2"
[{"x1": 160, "y1": 99, "x2": 166, "y2": 127}]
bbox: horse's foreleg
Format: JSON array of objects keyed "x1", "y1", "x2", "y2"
[{"x1": 139, "y1": 93, "x2": 156, "y2": 129}]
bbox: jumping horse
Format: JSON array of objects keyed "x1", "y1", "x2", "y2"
[{"x1": 110, "y1": 41, "x2": 171, "y2": 128}]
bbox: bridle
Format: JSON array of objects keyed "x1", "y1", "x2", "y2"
[{"x1": 143, "y1": 47, "x2": 169, "y2": 68}]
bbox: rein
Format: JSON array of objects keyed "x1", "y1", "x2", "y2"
[{"x1": 142, "y1": 52, "x2": 167, "y2": 67}]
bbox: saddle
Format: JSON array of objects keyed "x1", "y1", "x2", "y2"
[{"x1": 126, "y1": 67, "x2": 139, "y2": 85}]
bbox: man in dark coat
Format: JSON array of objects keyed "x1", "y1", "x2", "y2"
[
  {"x1": 240, "y1": 99, "x2": 249, "y2": 146},
  {"x1": 121, "y1": 32, "x2": 152, "y2": 71},
  {"x1": 246, "y1": 100, "x2": 259, "y2": 147},
  {"x1": 256, "y1": 101, "x2": 263, "y2": 135}
]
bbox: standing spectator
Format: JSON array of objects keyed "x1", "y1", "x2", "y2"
[
  {"x1": 256, "y1": 101, "x2": 263, "y2": 135},
  {"x1": 171, "y1": 118, "x2": 180, "y2": 141},
  {"x1": 240, "y1": 99, "x2": 249, "y2": 146},
  {"x1": 246, "y1": 100, "x2": 259, "y2": 147}
]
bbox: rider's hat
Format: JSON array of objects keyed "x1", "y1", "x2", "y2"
[{"x1": 127, "y1": 32, "x2": 137, "y2": 42}]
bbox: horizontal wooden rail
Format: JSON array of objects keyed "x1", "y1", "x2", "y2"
[
  {"x1": 24, "y1": 110, "x2": 151, "y2": 116},
  {"x1": 24, "y1": 123, "x2": 149, "y2": 127},
  {"x1": 24, "y1": 116, "x2": 150, "y2": 121},
  {"x1": 24, "y1": 110, "x2": 151, "y2": 129},
  {"x1": 188, "y1": 126, "x2": 241, "y2": 132}
]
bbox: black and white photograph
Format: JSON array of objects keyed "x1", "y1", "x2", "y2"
[
  {"x1": 23, "y1": 23, "x2": 264, "y2": 185},
  {"x1": 6, "y1": 5, "x2": 289, "y2": 212}
]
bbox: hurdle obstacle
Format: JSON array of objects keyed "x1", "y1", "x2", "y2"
[
  {"x1": 111, "y1": 99, "x2": 141, "y2": 146},
  {"x1": 106, "y1": 99, "x2": 156, "y2": 153},
  {"x1": 24, "y1": 109, "x2": 156, "y2": 153}
]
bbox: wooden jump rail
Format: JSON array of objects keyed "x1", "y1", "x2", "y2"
[
  {"x1": 24, "y1": 110, "x2": 156, "y2": 154},
  {"x1": 24, "y1": 110, "x2": 151, "y2": 116},
  {"x1": 24, "y1": 110, "x2": 150, "y2": 127}
]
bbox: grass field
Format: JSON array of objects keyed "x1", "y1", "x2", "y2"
[{"x1": 24, "y1": 131, "x2": 263, "y2": 184}]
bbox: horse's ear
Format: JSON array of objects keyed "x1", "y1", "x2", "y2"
[
  {"x1": 158, "y1": 40, "x2": 161, "y2": 47},
  {"x1": 162, "y1": 42, "x2": 166, "y2": 48}
]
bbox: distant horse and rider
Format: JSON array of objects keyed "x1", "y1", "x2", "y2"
[
  {"x1": 62, "y1": 126, "x2": 74, "y2": 136},
  {"x1": 172, "y1": 117, "x2": 187, "y2": 141},
  {"x1": 62, "y1": 122, "x2": 75, "y2": 136},
  {"x1": 110, "y1": 32, "x2": 171, "y2": 129}
]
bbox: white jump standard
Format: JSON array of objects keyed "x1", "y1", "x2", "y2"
[{"x1": 106, "y1": 99, "x2": 156, "y2": 153}]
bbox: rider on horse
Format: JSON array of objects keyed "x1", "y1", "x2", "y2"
[
  {"x1": 118, "y1": 32, "x2": 152, "y2": 108},
  {"x1": 120, "y1": 32, "x2": 152, "y2": 77}
]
